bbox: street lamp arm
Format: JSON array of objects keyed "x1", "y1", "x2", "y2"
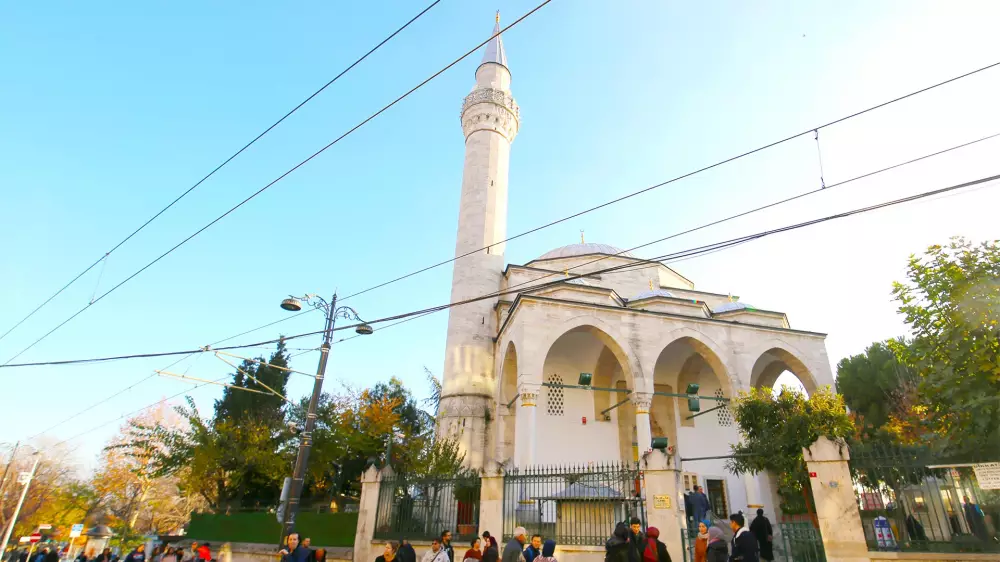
[{"x1": 332, "y1": 305, "x2": 365, "y2": 323}]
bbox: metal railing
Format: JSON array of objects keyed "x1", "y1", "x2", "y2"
[
  {"x1": 850, "y1": 443, "x2": 1000, "y2": 553},
  {"x1": 374, "y1": 473, "x2": 482, "y2": 542},
  {"x1": 502, "y1": 462, "x2": 645, "y2": 546},
  {"x1": 778, "y1": 520, "x2": 826, "y2": 562}
]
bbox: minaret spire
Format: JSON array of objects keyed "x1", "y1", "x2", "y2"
[{"x1": 481, "y1": 12, "x2": 508, "y2": 69}]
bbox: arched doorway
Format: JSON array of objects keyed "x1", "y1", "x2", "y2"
[
  {"x1": 538, "y1": 324, "x2": 637, "y2": 465},
  {"x1": 497, "y1": 341, "x2": 518, "y2": 465},
  {"x1": 654, "y1": 335, "x2": 738, "y2": 521}
]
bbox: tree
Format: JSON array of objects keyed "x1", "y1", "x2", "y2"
[
  {"x1": 836, "y1": 339, "x2": 917, "y2": 437},
  {"x1": 892, "y1": 237, "x2": 1000, "y2": 458},
  {"x1": 727, "y1": 386, "x2": 854, "y2": 513},
  {"x1": 0, "y1": 444, "x2": 86, "y2": 541},
  {"x1": 214, "y1": 339, "x2": 291, "y2": 426}
]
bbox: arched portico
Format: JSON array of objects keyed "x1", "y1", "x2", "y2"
[
  {"x1": 750, "y1": 344, "x2": 821, "y2": 396},
  {"x1": 495, "y1": 341, "x2": 519, "y2": 466}
]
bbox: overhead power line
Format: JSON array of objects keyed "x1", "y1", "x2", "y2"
[
  {"x1": 0, "y1": 1, "x2": 554, "y2": 367},
  {"x1": 7, "y1": 171, "x2": 997, "y2": 372},
  {"x1": 339, "y1": 59, "x2": 1000, "y2": 302},
  {"x1": 25, "y1": 132, "x2": 997, "y2": 443},
  {"x1": 0, "y1": 1, "x2": 443, "y2": 346}
]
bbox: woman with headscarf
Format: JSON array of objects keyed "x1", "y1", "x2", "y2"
[
  {"x1": 534, "y1": 540, "x2": 556, "y2": 562},
  {"x1": 605, "y1": 523, "x2": 631, "y2": 562},
  {"x1": 642, "y1": 528, "x2": 670, "y2": 562},
  {"x1": 704, "y1": 528, "x2": 727, "y2": 562},
  {"x1": 694, "y1": 521, "x2": 710, "y2": 562}
]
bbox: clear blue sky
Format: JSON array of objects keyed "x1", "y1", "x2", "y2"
[{"x1": 2, "y1": 1, "x2": 998, "y2": 469}]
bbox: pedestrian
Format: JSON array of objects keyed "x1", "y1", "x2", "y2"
[
  {"x1": 502, "y1": 528, "x2": 527, "y2": 562},
  {"x1": 441, "y1": 532, "x2": 454, "y2": 562},
  {"x1": 642, "y1": 527, "x2": 670, "y2": 562},
  {"x1": 728, "y1": 513, "x2": 758, "y2": 562},
  {"x1": 397, "y1": 541, "x2": 416, "y2": 562},
  {"x1": 481, "y1": 536, "x2": 499, "y2": 562},
  {"x1": 93, "y1": 549, "x2": 113, "y2": 562},
  {"x1": 43, "y1": 548, "x2": 59, "y2": 562},
  {"x1": 905, "y1": 514, "x2": 927, "y2": 542},
  {"x1": 705, "y1": 528, "x2": 727, "y2": 562},
  {"x1": 692, "y1": 487, "x2": 710, "y2": 524},
  {"x1": 185, "y1": 545, "x2": 198, "y2": 562},
  {"x1": 535, "y1": 540, "x2": 557, "y2": 562},
  {"x1": 628, "y1": 517, "x2": 645, "y2": 562},
  {"x1": 748, "y1": 510, "x2": 773, "y2": 562},
  {"x1": 75, "y1": 550, "x2": 88, "y2": 562},
  {"x1": 420, "y1": 540, "x2": 448, "y2": 562},
  {"x1": 463, "y1": 539, "x2": 482, "y2": 562},
  {"x1": 375, "y1": 542, "x2": 399, "y2": 562},
  {"x1": 314, "y1": 549, "x2": 326, "y2": 562},
  {"x1": 523, "y1": 536, "x2": 541, "y2": 562},
  {"x1": 279, "y1": 533, "x2": 312, "y2": 562},
  {"x1": 125, "y1": 546, "x2": 146, "y2": 562},
  {"x1": 196, "y1": 544, "x2": 210, "y2": 562},
  {"x1": 694, "y1": 521, "x2": 710, "y2": 562},
  {"x1": 963, "y1": 496, "x2": 989, "y2": 541},
  {"x1": 605, "y1": 523, "x2": 630, "y2": 562}
]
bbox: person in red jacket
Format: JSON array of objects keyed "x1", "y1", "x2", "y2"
[{"x1": 196, "y1": 544, "x2": 211, "y2": 562}]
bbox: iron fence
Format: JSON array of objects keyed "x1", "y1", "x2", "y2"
[
  {"x1": 850, "y1": 443, "x2": 1000, "y2": 554},
  {"x1": 502, "y1": 462, "x2": 645, "y2": 546},
  {"x1": 778, "y1": 520, "x2": 825, "y2": 562},
  {"x1": 374, "y1": 473, "x2": 482, "y2": 542}
]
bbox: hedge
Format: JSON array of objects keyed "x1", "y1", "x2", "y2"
[{"x1": 185, "y1": 512, "x2": 358, "y2": 546}]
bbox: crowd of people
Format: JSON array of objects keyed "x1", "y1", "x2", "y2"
[
  {"x1": 6, "y1": 540, "x2": 216, "y2": 562},
  {"x1": 353, "y1": 511, "x2": 770, "y2": 562}
]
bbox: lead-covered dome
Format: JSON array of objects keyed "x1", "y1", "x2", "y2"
[{"x1": 534, "y1": 243, "x2": 635, "y2": 261}]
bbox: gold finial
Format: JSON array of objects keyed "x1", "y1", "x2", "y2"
[
  {"x1": 496, "y1": 10, "x2": 500, "y2": 24},
  {"x1": 580, "y1": 230, "x2": 585, "y2": 244},
  {"x1": 729, "y1": 293, "x2": 736, "y2": 302},
  {"x1": 649, "y1": 279, "x2": 654, "y2": 290}
]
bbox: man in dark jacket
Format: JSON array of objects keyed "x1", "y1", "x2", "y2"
[
  {"x1": 523, "y1": 536, "x2": 541, "y2": 562},
  {"x1": 728, "y1": 513, "x2": 759, "y2": 562},
  {"x1": 748, "y1": 510, "x2": 773, "y2": 562},
  {"x1": 692, "y1": 487, "x2": 710, "y2": 524},
  {"x1": 397, "y1": 540, "x2": 417, "y2": 562},
  {"x1": 605, "y1": 523, "x2": 630, "y2": 562},
  {"x1": 628, "y1": 517, "x2": 645, "y2": 562},
  {"x1": 502, "y1": 527, "x2": 526, "y2": 562},
  {"x1": 124, "y1": 546, "x2": 146, "y2": 562}
]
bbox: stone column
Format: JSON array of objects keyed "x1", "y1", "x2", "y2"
[
  {"x1": 515, "y1": 381, "x2": 539, "y2": 467},
  {"x1": 802, "y1": 437, "x2": 869, "y2": 562},
  {"x1": 632, "y1": 392, "x2": 653, "y2": 455},
  {"x1": 478, "y1": 466, "x2": 505, "y2": 540},
  {"x1": 642, "y1": 452, "x2": 684, "y2": 562},
  {"x1": 354, "y1": 464, "x2": 391, "y2": 562}
]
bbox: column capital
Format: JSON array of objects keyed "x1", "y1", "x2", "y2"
[
  {"x1": 631, "y1": 391, "x2": 653, "y2": 414},
  {"x1": 518, "y1": 381, "x2": 540, "y2": 407}
]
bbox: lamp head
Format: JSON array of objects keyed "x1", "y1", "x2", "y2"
[{"x1": 280, "y1": 297, "x2": 303, "y2": 312}]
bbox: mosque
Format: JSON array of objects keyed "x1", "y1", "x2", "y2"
[{"x1": 433, "y1": 18, "x2": 835, "y2": 521}]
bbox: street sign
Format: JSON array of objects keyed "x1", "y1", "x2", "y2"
[
  {"x1": 19, "y1": 537, "x2": 31, "y2": 544},
  {"x1": 18, "y1": 472, "x2": 31, "y2": 484},
  {"x1": 38, "y1": 524, "x2": 52, "y2": 530},
  {"x1": 29, "y1": 533, "x2": 41, "y2": 544},
  {"x1": 973, "y1": 462, "x2": 1000, "y2": 490},
  {"x1": 70, "y1": 524, "x2": 84, "y2": 538}
]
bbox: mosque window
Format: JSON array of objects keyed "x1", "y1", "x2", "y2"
[
  {"x1": 716, "y1": 388, "x2": 733, "y2": 427},
  {"x1": 546, "y1": 373, "x2": 564, "y2": 416}
]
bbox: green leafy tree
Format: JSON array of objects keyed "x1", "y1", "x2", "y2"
[
  {"x1": 836, "y1": 339, "x2": 917, "y2": 437},
  {"x1": 727, "y1": 386, "x2": 854, "y2": 513},
  {"x1": 214, "y1": 339, "x2": 291, "y2": 426},
  {"x1": 892, "y1": 237, "x2": 1000, "y2": 457}
]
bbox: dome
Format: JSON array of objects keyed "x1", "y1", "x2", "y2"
[
  {"x1": 713, "y1": 301, "x2": 754, "y2": 314},
  {"x1": 631, "y1": 289, "x2": 675, "y2": 300},
  {"x1": 534, "y1": 243, "x2": 635, "y2": 262}
]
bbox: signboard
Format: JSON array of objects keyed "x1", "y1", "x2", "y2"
[
  {"x1": 29, "y1": 533, "x2": 42, "y2": 544},
  {"x1": 861, "y1": 492, "x2": 884, "y2": 510},
  {"x1": 18, "y1": 472, "x2": 31, "y2": 484},
  {"x1": 872, "y1": 516, "x2": 897, "y2": 549},
  {"x1": 653, "y1": 495, "x2": 671, "y2": 509},
  {"x1": 973, "y1": 462, "x2": 1000, "y2": 490},
  {"x1": 38, "y1": 524, "x2": 52, "y2": 530},
  {"x1": 19, "y1": 537, "x2": 31, "y2": 544},
  {"x1": 70, "y1": 524, "x2": 85, "y2": 538}
]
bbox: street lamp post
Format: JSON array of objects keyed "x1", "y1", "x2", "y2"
[{"x1": 276, "y1": 293, "x2": 372, "y2": 547}]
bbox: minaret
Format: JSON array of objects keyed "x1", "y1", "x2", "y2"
[{"x1": 437, "y1": 15, "x2": 520, "y2": 469}]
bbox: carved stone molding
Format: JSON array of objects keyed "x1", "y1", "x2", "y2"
[
  {"x1": 517, "y1": 381, "x2": 540, "y2": 407},
  {"x1": 631, "y1": 392, "x2": 653, "y2": 415},
  {"x1": 461, "y1": 87, "x2": 520, "y2": 142}
]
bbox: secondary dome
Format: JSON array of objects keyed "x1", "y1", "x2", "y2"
[
  {"x1": 631, "y1": 289, "x2": 675, "y2": 300},
  {"x1": 713, "y1": 301, "x2": 755, "y2": 313},
  {"x1": 534, "y1": 243, "x2": 635, "y2": 261}
]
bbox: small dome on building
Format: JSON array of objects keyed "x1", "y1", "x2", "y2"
[
  {"x1": 85, "y1": 525, "x2": 114, "y2": 538},
  {"x1": 534, "y1": 243, "x2": 634, "y2": 262},
  {"x1": 631, "y1": 289, "x2": 675, "y2": 300},
  {"x1": 713, "y1": 301, "x2": 754, "y2": 313}
]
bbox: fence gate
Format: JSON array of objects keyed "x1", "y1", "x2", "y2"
[
  {"x1": 778, "y1": 520, "x2": 826, "y2": 562},
  {"x1": 502, "y1": 462, "x2": 646, "y2": 546}
]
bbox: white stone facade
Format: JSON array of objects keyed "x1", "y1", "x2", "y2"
[{"x1": 437, "y1": 21, "x2": 835, "y2": 527}]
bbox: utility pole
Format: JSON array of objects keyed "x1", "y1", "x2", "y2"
[
  {"x1": 276, "y1": 293, "x2": 370, "y2": 547},
  {"x1": 0, "y1": 454, "x2": 40, "y2": 556},
  {"x1": 0, "y1": 442, "x2": 20, "y2": 515}
]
